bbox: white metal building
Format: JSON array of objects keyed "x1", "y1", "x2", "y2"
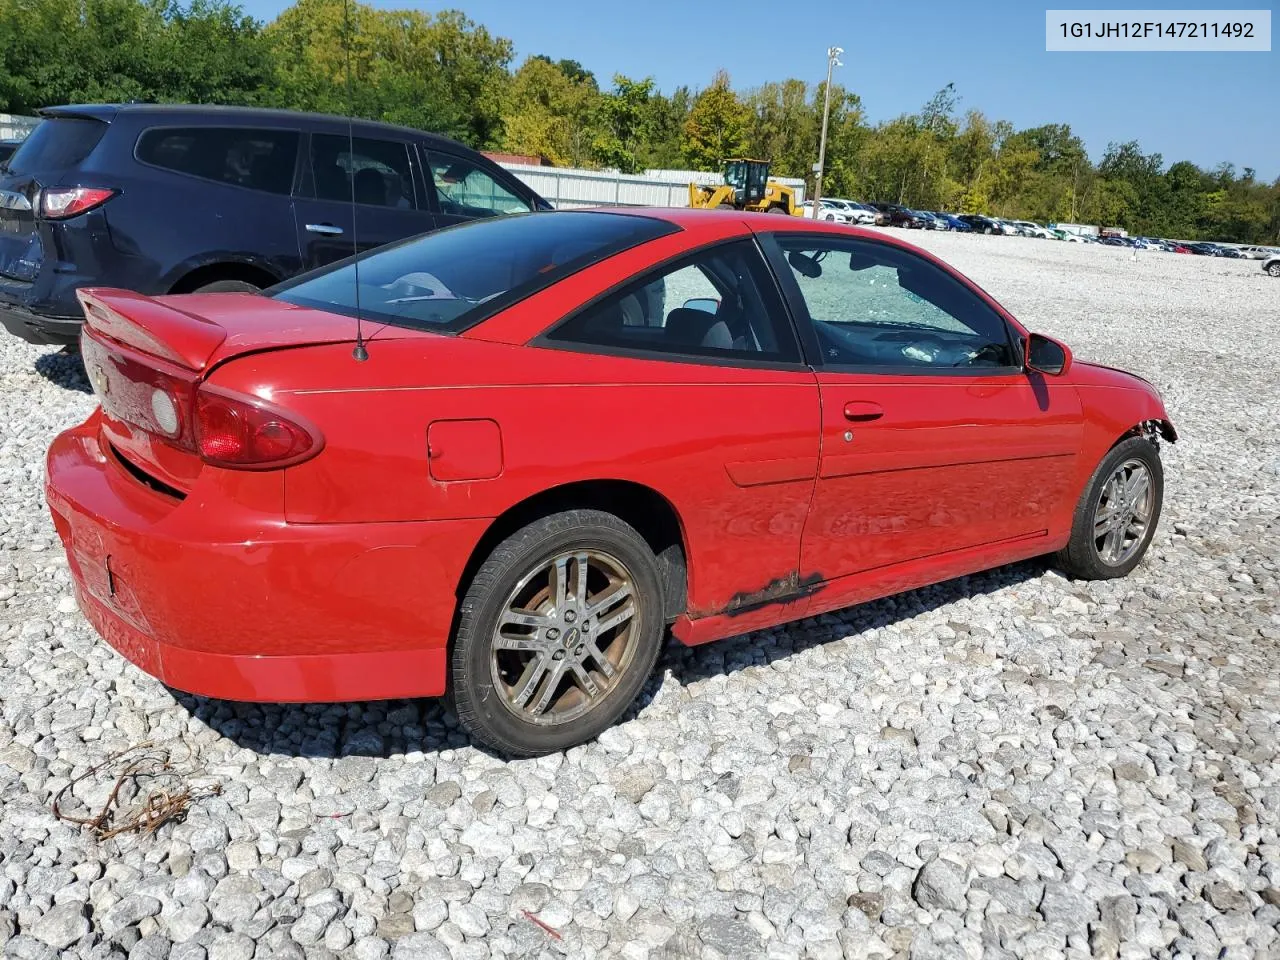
[
  {"x1": 0, "y1": 114, "x2": 39, "y2": 141},
  {"x1": 497, "y1": 162, "x2": 806, "y2": 210}
]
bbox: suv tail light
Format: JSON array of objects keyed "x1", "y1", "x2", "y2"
[
  {"x1": 194, "y1": 386, "x2": 323, "y2": 469},
  {"x1": 41, "y1": 186, "x2": 117, "y2": 220}
]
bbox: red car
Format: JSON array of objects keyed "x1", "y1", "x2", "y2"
[{"x1": 45, "y1": 209, "x2": 1176, "y2": 755}]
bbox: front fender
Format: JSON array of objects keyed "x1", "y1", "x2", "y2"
[{"x1": 1074, "y1": 382, "x2": 1175, "y2": 493}]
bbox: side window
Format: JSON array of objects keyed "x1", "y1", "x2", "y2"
[
  {"x1": 547, "y1": 240, "x2": 800, "y2": 364},
  {"x1": 135, "y1": 127, "x2": 299, "y2": 195},
  {"x1": 311, "y1": 134, "x2": 416, "y2": 209},
  {"x1": 426, "y1": 151, "x2": 531, "y2": 217},
  {"x1": 776, "y1": 236, "x2": 1014, "y2": 370}
]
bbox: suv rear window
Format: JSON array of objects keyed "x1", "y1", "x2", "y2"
[
  {"x1": 6, "y1": 118, "x2": 106, "y2": 176},
  {"x1": 272, "y1": 212, "x2": 677, "y2": 334},
  {"x1": 135, "y1": 127, "x2": 299, "y2": 195}
]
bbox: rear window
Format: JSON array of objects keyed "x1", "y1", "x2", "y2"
[
  {"x1": 6, "y1": 118, "x2": 106, "y2": 176},
  {"x1": 272, "y1": 212, "x2": 678, "y2": 334},
  {"x1": 135, "y1": 127, "x2": 299, "y2": 195}
]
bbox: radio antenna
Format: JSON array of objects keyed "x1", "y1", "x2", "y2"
[{"x1": 344, "y1": 0, "x2": 368, "y2": 361}]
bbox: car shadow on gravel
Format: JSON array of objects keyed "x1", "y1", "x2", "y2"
[
  {"x1": 34, "y1": 348, "x2": 92, "y2": 393},
  {"x1": 177, "y1": 558, "x2": 1050, "y2": 762}
]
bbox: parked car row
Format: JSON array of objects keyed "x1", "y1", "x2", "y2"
[
  {"x1": 799, "y1": 198, "x2": 883, "y2": 225},
  {"x1": 822, "y1": 200, "x2": 1277, "y2": 257},
  {"x1": 864, "y1": 206, "x2": 1050, "y2": 237},
  {"x1": 1098, "y1": 236, "x2": 1270, "y2": 258},
  {"x1": 0, "y1": 103, "x2": 551, "y2": 346}
]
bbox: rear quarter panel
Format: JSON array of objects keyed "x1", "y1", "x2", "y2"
[{"x1": 212, "y1": 335, "x2": 820, "y2": 621}]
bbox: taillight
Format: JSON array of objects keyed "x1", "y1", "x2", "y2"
[
  {"x1": 194, "y1": 386, "x2": 322, "y2": 470},
  {"x1": 82, "y1": 332, "x2": 194, "y2": 439},
  {"x1": 41, "y1": 186, "x2": 117, "y2": 220}
]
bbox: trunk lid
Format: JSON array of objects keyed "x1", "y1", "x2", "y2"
[
  {"x1": 78, "y1": 287, "x2": 429, "y2": 495},
  {"x1": 78, "y1": 287, "x2": 421, "y2": 370},
  {"x1": 0, "y1": 114, "x2": 110, "y2": 283}
]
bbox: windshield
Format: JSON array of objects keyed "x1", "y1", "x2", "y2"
[{"x1": 272, "y1": 212, "x2": 677, "y2": 334}]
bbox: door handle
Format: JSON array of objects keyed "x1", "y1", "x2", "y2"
[
  {"x1": 843, "y1": 401, "x2": 884, "y2": 422},
  {"x1": 305, "y1": 223, "x2": 344, "y2": 235}
]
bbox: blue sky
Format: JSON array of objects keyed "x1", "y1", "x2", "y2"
[{"x1": 238, "y1": 0, "x2": 1280, "y2": 179}]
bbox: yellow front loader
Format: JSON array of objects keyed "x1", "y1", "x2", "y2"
[{"x1": 688, "y1": 159, "x2": 801, "y2": 215}]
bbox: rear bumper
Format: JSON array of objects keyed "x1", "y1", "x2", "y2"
[
  {"x1": 71, "y1": 584, "x2": 451, "y2": 702},
  {"x1": 46, "y1": 416, "x2": 489, "y2": 702},
  {"x1": 0, "y1": 299, "x2": 82, "y2": 345}
]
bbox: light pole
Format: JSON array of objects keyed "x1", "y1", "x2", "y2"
[{"x1": 811, "y1": 45, "x2": 843, "y2": 214}]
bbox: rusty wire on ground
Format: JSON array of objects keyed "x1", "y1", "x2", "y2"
[{"x1": 52, "y1": 740, "x2": 222, "y2": 840}]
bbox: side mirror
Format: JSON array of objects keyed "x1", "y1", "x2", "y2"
[
  {"x1": 1026, "y1": 333, "x2": 1072, "y2": 376},
  {"x1": 848, "y1": 251, "x2": 882, "y2": 272},
  {"x1": 683, "y1": 297, "x2": 719, "y2": 315},
  {"x1": 788, "y1": 250, "x2": 823, "y2": 279}
]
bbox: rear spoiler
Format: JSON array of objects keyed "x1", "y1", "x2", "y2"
[
  {"x1": 38, "y1": 104, "x2": 118, "y2": 123},
  {"x1": 77, "y1": 288, "x2": 227, "y2": 370}
]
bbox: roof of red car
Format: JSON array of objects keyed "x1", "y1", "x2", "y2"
[{"x1": 604, "y1": 205, "x2": 884, "y2": 237}]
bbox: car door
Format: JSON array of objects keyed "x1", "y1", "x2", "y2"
[
  {"x1": 761, "y1": 232, "x2": 1083, "y2": 584},
  {"x1": 291, "y1": 131, "x2": 435, "y2": 270},
  {"x1": 536, "y1": 236, "x2": 822, "y2": 636},
  {"x1": 421, "y1": 148, "x2": 538, "y2": 229}
]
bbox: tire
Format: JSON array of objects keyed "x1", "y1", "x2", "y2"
[
  {"x1": 450, "y1": 509, "x2": 665, "y2": 756},
  {"x1": 716, "y1": 202, "x2": 736, "y2": 211},
  {"x1": 983, "y1": 227, "x2": 993, "y2": 235},
  {"x1": 192, "y1": 279, "x2": 261, "y2": 294},
  {"x1": 1267, "y1": 262, "x2": 1280, "y2": 277},
  {"x1": 767, "y1": 205, "x2": 789, "y2": 215},
  {"x1": 1055, "y1": 436, "x2": 1164, "y2": 580}
]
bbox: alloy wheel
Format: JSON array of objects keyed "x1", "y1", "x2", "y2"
[
  {"x1": 489, "y1": 550, "x2": 640, "y2": 726},
  {"x1": 1092, "y1": 458, "x2": 1154, "y2": 566}
]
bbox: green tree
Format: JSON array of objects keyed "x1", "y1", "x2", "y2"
[
  {"x1": 0, "y1": 0, "x2": 272, "y2": 113},
  {"x1": 743, "y1": 78, "x2": 812, "y2": 177},
  {"x1": 681, "y1": 70, "x2": 749, "y2": 170},
  {"x1": 1, "y1": 0, "x2": 1275, "y2": 243},
  {"x1": 593, "y1": 74, "x2": 653, "y2": 173},
  {"x1": 264, "y1": 0, "x2": 511, "y2": 146},
  {"x1": 500, "y1": 54, "x2": 600, "y2": 165},
  {"x1": 639, "y1": 86, "x2": 691, "y2": 168},
  {"x1": 813, "y1": 83, "x2": 867, "y2": 198}
]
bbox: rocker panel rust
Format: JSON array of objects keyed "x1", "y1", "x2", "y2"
[{"x1": 693, "y1": 570, "x2": 824, "y2": 619}]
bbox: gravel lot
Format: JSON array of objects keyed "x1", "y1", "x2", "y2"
[{"x1": 1, "y1": 234, "x2": 1278, "y2": 960}]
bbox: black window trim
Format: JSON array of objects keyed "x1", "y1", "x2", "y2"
[
  {"x1": 132, "y1": 123, "x2": 305, "y2": 197},
  {"x1": 532, "y1": 235, "x2": 810, "y2": 372},
  {"x1": 301, "y1": 130, "x2": 424, "y2": 211},
  {"x1": 268, "y1": 211, "x2": 681, "y2": 336},
  {"x1": 757, "y1": 231, "x2": 1025, "y2": 377}
]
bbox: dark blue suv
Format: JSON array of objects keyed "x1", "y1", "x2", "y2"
[{"x1": 0, "y1": 104, "x2": 550, "y2": 346}]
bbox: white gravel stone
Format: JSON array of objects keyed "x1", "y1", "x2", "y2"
[{"x1": 27, "y1": 901, "x2": 89, "y2": 949}]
